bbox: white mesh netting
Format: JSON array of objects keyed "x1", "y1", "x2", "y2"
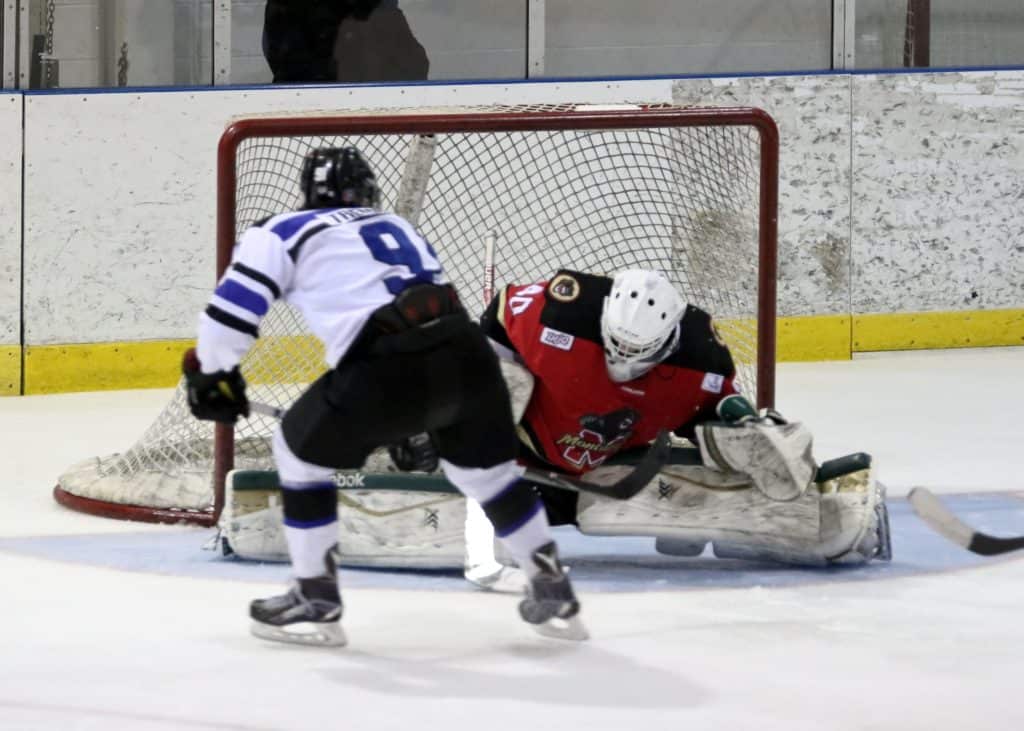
[{"x1": 56, "y1": 103, "x2": 773, "y2": 523}]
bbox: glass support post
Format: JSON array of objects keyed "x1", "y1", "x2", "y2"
[
  {"x1": 2, "y1": 1, "x2": 16, "y2": 87},
  {"x1": 526, "y1": 0, "x2": 545, "y2": 78},
  {"x1": 213, "y1": 0, "x2": 231, "y2": 85},
  {"x1": 832, "y1": 0, "x2": 857, "y2": 69}
]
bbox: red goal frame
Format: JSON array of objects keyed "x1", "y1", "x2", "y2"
[{"x1": 55, "y1": 105, "x2": 778, "y2": 526}]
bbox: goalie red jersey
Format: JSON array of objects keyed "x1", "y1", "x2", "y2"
[{"x1": 480, "y1": 269, "x2": 739, "y2": 475}]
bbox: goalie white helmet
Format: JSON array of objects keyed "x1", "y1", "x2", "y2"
[{"x1": 600, "y1": 269, "x2": 685, "y2": 383}]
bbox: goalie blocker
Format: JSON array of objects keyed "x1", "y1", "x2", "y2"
[{"x1": 216, "y1": 443, "x2": 891, "y2": 570}]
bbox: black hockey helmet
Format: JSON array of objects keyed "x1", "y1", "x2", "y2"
[{"x1": 300, "y1": 146, "x2": 381, "y2": 209}]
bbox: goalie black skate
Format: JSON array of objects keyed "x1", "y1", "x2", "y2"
[
  {"x1": 519, "y1": 542, "x2": 589, "y2": 641},
  {"x1": 250, "y1": 545, "x2": 346, "y2": 647}
]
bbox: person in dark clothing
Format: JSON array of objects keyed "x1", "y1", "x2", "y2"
[{"x1": 262, "y1": 0, "x2": 428, "y2": 83}]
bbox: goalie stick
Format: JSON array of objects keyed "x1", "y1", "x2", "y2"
[
  {"x1": 908, "y1": 487, "x2": 1024, "y2": 556},
  {"x1": 247, "y1": 400, "x2": 671, "y2": 501}
]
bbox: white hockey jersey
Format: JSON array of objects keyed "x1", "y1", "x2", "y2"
[{"x1": 197, "y1": 207, "x2": 446, "y2": 373}]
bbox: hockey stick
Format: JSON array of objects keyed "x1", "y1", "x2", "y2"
[
  {"x1": 248, "y1": 400, "x2": 671, "y2": 501},
  {"x1": 908, "y1": 486, "x2": 1024, "y2": 556},
  {"x1": 335, "y1": 492, "x2": 460, "y2": 519},
  {"x1": 523, "y1": 430, "x2": 673, "y2": 500}
]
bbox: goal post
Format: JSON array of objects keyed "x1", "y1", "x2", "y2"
[{"x1": 55, "y1": 103, "x2": 779, "y2": 527}]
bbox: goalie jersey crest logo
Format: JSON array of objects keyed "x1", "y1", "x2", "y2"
[
  {"x1": 548, "y1": 273, "x2": 581, "y2": 303},
  {"x1": 556, "y1": 407, "x2": 640, "y2": 468}
]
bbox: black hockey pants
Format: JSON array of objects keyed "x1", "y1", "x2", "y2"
[{"x1": 281, "y1": 287, "x2": 519, "y2": 472}]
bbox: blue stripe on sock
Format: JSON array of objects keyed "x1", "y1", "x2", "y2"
[
  {"x1": 485, "y1": 478, "x2": 519, "y2": 504},
  {"x1": 493, "y1": 498, "x2": 543, "y2": 538},
  {"x1": 283, "y1": 515, "x2": 337, "y2": 529},
  {"x1": 280, "y1": 481, "x2": 336, "y2": 492}
]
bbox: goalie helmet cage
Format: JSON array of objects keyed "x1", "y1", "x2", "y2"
[{"x1": 53, "y1": 103, "x2": 779, "y2": 527}]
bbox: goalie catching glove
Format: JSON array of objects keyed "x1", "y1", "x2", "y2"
[{"x1": 182, "y1": 348, "x2": 250, "y2": 424}]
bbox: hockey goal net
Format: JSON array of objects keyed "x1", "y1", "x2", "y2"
[{"x1": 54, "y1": 103, "x2": 779, "y2": 527}]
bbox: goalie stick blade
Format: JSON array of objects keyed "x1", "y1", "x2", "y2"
[
  {"x1": 525, "y1": 430, "x2": 673, "y2": 501},
  {"x1": 968, "y1": 533, "x2": 1024, "y2": 556},
  {"x1": 908, "y1": 487, "x2": 1024, "y2": 556}
]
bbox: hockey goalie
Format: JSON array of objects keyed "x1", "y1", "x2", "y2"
[{"x1": 218, "y1": 269, "x2": 891, "y2": 582}]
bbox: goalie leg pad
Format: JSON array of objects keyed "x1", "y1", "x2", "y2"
[
  {"x1": 577, "y1": 453, "x2": 891, "y2": 566},
  {"x1": 219, "y1": 469, "x2": 481, "y2": 569},
  {"x1": 818, "y1": 470, "x2": 892, "y2": 564}
]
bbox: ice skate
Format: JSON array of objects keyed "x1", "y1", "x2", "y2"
[
  {"x1": 519, "y1": 542, "x2": 588, "y2": 641},
  {"x1": 250, "y1": 546, "x2": 346, "y2": 647}
]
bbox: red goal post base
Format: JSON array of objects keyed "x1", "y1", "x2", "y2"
[{"x1": 52, "y1": 484, "x2": 218, "y2": 527}]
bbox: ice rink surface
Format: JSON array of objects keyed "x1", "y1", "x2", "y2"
[{"x1": 2, "y1": 347, "x2": 1023, "y2": 730}]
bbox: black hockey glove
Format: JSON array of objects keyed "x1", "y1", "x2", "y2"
[
  {"x1": 388, "y1": 432, "x2": 439, "y2": 472},
  {"x1": 182, "y1": 348, "x2": 250, "y2": 424}
]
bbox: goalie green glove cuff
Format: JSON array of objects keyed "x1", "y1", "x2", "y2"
[
  {"x1": 716, "y1": 394, "x2": 788, "y2": 426},
  {"x1": 715, "y1": 394, "x2": 758, "y2": 423}
]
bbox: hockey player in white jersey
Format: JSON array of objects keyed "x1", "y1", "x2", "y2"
[{"x1": 183, "y1": 147, "x2": 585, "y2": 645}]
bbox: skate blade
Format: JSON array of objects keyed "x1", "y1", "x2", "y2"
[
  {"x1": 250, "y1": 620, "x2": 348, "y2": 647},
  {"x1": 465, "y1": 563, "x2": 527, "y2": 594},
  {"x1": 531, "y1": 614, "x2": 589, "y2": 642}
]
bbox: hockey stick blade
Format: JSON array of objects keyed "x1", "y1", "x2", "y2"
[
  {"x1": 249, "y1": 400, "x2": 286, "y2": 421},
  {"x1": 908, "y1": 487, "x2": 1024, "y2": 556},
  {"x1": 249, "y1": 401, "x2": 671, "y2": 502}
]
